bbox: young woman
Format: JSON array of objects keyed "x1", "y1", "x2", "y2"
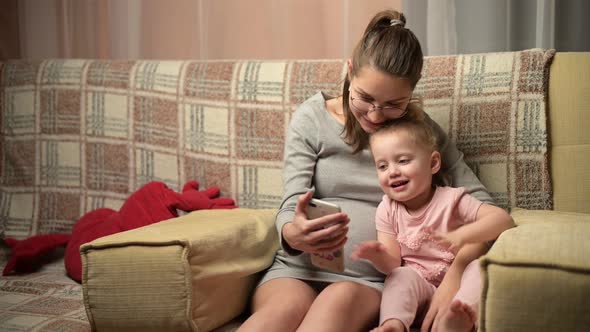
[{"x1": 238, "y1": 9, "x2": 494, "y2": 332}]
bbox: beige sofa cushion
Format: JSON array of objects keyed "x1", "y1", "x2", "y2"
[
  {"x1": 549, "y1": 53, "x2": 590, "y2": 213},
  {"x1": 510, "y1": 207, "x2": 590, "y2": 225},
  {"x1": 81, "y1": 208, "x2": 278, "y2": 332},
  {"x1": 479, "y1": 209, "x2": 590, "y2": 331}
]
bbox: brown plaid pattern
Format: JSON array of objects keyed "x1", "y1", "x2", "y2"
[
  {"x1": 87, "y1": 61, "x2": 134, "y2": 89},
  {"x1": 0, "y1": 50, "x2": 554, "y2": 239},
  {"x1": 416, "y1": 49, "x2": 555, "y2": 210},
  {"x1": 40, "y1": 90, "x2": 81, "y2": 135}
]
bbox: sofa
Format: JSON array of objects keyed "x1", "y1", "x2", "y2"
[{"x1": 0, "y1": 49, "x2": 588, "y2": 332}]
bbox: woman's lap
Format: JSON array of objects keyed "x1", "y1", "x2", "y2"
[{"x1": 247, "y1": 277, "x2": 381, "y2": 331}]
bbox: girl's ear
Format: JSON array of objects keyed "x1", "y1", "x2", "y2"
[
  {"x1": 430, "y1": 151, "x2": 442, "y2": 174},
  {"x1": 347, "y1": 59, "x2": 353, "y2": 77}
]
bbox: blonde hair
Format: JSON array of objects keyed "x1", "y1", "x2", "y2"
[
  {"x1": 370, "y1": 115, "x2": 436, "y2": 153},
  {"x1": 342, "y1": 9, "x2": 424, "y2": 153}
]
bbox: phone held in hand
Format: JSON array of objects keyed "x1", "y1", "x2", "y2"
[{"x1": 306, "y1": 198, "x2": 345, "y2": 273}]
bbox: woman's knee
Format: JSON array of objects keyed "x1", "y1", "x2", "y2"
[
  {"x1": 320, "y1": 281, "x2": 381, "y2": 307},
  {"x1": 251, "y1": 278, "x2": 316, "y2": 317},
  {"x1": 306, "y1": 281, "x2": 380, "y2": 330}
]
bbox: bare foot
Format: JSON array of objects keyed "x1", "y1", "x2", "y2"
[
  {"x1": 438, "y1": 300, "x2": 476, "y2": 332},
  {"x1": 370, "y1": 318, "x2": 406, "y2": 332}
]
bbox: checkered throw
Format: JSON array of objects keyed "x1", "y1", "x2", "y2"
[{"x1": 0, "y1": 49, "x2": 555, "y2": 239}]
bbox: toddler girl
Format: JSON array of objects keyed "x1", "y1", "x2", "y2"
[{"x1": 352, "y1": 115, "x2": 514, "y2": 332}]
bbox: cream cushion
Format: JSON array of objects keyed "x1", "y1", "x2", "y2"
[
  {"x1": 549, "y1": 53, "x2": 590, "y2": 213},
  {"x1": 510, "y1": 207, "x2": 590, "y2": 225},
  {"x1": 81, "y1": 208, "x2": 278, "y2": 332},
  {"x1": 479, "y1": 209, "x2": 590, "y2": 331}
]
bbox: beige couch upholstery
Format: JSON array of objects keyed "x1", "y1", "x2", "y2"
[
  {"x1": 1, "y1": 49, "x2": 588, "y2": 331},
  {"x1": 478, "y1": 52, "x2": 590, "y2": 331}
]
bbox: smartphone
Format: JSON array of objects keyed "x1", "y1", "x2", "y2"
[{"x1": 306, "y1": 198, "x2": 345, "y2": 273}]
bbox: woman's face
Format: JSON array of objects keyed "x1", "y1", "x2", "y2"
[{"x1": 348, "y1": 66, "x2": 413, "y2": 133}]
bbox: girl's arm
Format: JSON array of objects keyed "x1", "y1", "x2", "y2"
[
  {"x1": 351, "y1": 231, "x2": 401, "y2": 275},
  {"x1": 434, "y1": 203, "x2": 515, "y2": 252}
]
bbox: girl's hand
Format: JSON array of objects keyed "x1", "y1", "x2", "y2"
[
  {"x1": 351, "y1": 241, "x2": 395, "y2": 274},
  {"x1": 350, "y1": 241, "x2": 386, "y2": 262},
  {"x1": 282, "y1": 192, "x2": 349, "y2": 254},
  {"x1": 432, "y1": 230, "x2": 464, "y2": 253}
]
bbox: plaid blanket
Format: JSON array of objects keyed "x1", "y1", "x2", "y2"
[{"x1": 0, "y1": 49, "x2": 554, "y2": 240}]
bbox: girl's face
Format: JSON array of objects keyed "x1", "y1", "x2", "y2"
[
  {"x1": 348, "y1": 66, "x2": 413, "y2": 133},
  {"x1": 371, "y1": 128, "x2": 440, "y2": 211}
]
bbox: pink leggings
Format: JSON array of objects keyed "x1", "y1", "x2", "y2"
[{"x1": 380, "y1": 260, "x2": 481, "y2": 331}]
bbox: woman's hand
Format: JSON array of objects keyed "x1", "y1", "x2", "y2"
[
  {"x1": 419, "y1": 266, "x2": 461, "y2": 332},
  {"x1": 420, "y1": 243, "x2": 488, "y2": 332},
  {"x1": 282, "y1": 192, "x2": 350, "y2": 254}
]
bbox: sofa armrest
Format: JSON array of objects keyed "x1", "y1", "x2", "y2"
[
  {"x1": 80, "y1": 208, "x2": 278, "y2": 332},
  {"x1": 479, "y1": 209, "x2": 590, "y2": 332}
]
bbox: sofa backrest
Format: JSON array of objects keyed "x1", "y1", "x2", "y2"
[
  {"x1": 0, "y1": 49, "x2": 555, "y2": 238},
  {"x1": 547, "y1": 53, "x2": 590, "y2": 213}
]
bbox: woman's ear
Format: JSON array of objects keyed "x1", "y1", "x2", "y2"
[
  {"x1": 347, "y1": 59, "x2": 353, "y2": 77},
  {"x1": 430, "y1": 151, "x2": 441, "y2": 174}
]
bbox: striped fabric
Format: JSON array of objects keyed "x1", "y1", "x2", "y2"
[{"x1": 0, "y1": 49, "x2": 554, "y2": 239}]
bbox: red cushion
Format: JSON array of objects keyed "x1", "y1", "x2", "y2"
[
  {"x1": 3, "y1": 234, "x2": 71, "y2": 275},
  {"x1": 65, "y1": 208, "x2": 120, "y2": 282}
]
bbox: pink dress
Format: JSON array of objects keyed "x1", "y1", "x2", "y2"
[{"x1": 375, "y1": 186, "x2": 483, "y2": 329}]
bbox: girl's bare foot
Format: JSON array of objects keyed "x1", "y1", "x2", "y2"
[
  {"x1": 438, "y1": 300, "x2": 476, "y2": 332},
  {"x1": 370, "y1": 318, "x2": 406, "y2": 332}
]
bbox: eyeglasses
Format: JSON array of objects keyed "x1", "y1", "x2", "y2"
[{"x1": 349, "y1": 94, "x2": 409, "y2": 119}]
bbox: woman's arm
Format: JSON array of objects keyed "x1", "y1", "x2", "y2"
[
  {"x1": 274, "y1": 102, "x2": 320, "y2": 253},
  {"x1": 420, "y1": 242, "x2": 488, "y2": 332},
  {"x1": 419, "y1": 116, "x2": 495, "y2": 331},
  {"x1": 275, "y1": 97, "x2": 348, "y2": 255}
]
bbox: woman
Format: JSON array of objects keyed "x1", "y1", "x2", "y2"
[{"x1": 238, "y1": 9, "x2": 493, "y2": 332}]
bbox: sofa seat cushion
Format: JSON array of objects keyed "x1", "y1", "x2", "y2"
[
  {"x1": 0, "y1": 254, "x2": 89, "y2": 331},
  {"x1": 479, "y1": 209, "x2": 590, "y2": 331},
  {"x1": 81, "y1": 208, "x2": 278, "y2": 332},
  {"x1": 510, "y1": 207, "x2": 590, "y2": 226}
]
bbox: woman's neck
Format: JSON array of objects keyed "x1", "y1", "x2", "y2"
[{"x1": 326, "y1": 96, "x2": 345, "y2": 125}]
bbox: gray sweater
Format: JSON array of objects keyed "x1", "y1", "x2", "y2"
[{"x1": 258, "y1": 92, "x2": 492, "y2": 290}]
